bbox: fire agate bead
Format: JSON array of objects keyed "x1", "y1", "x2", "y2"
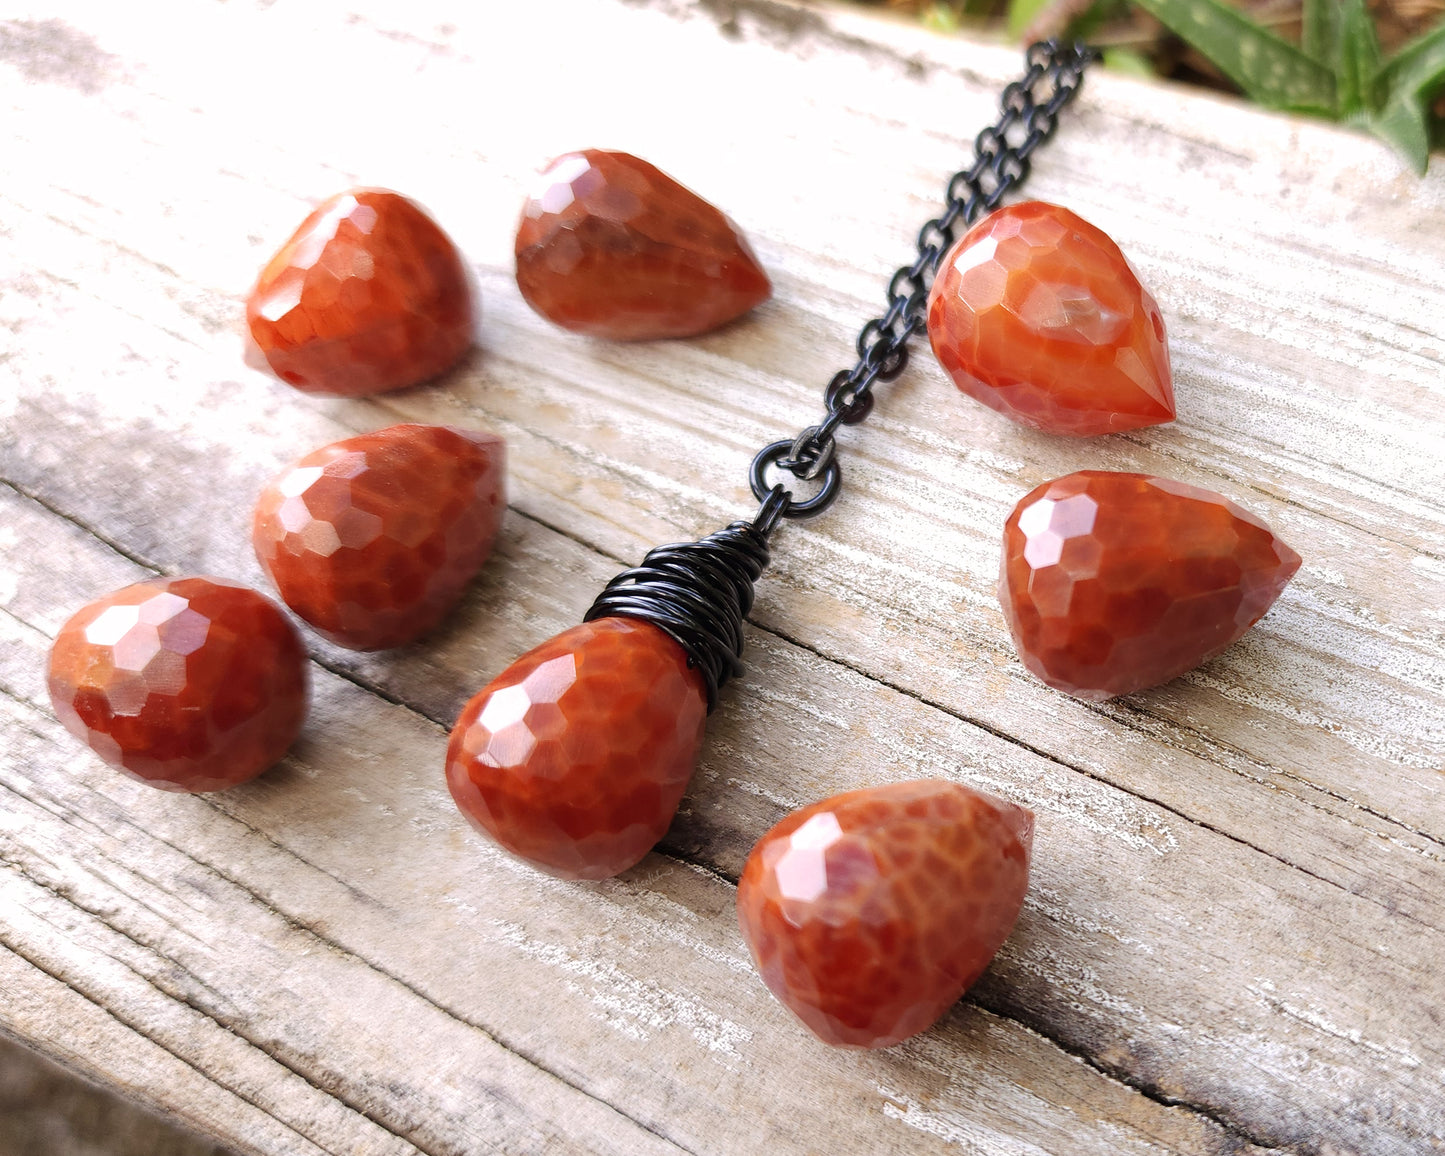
[
  {"x1": 253, "y1": 424, "x2": 505, "y2": 651},
  {"x1": 246, "y1": 189, "x2": 474, "y2": 396},
  {"x1": 515, "y1": 150, "x2": 771, "y2": 340},
  {"x1": 737, "y1": 780, "x2": 1033, "y2": 1050},
  {"x1": 445, "y1": 617, "x2": 707, "y2": 880},
  {"x1": 47, "y1": 577, "x2": 308, "y2": 792},
  {"x1": 999, "y1": 470, "x2": 1302, "y2": 700},
  {"x1": 927, "y1": 201, "x2": 1173, "y2": 436}
]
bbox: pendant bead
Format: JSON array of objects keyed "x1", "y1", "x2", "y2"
[
  {"x1": 253, "y1": 424, "x2": 505, "y2": 651},
  {"x1": 246, "y1": 189, "x2": 474, "y2": 397},
  {"x1": 999, "y1": 470, "x2": 1302, "y2": 700},
  {"x1": 446, "y1": 618, "x2": 708, "y2": 880},
  {"x1": 47, "y1": 578, "x2": 308, "y2": 792},
  {"x1": 927, "y1": 201, "x2": 1174, "y2": 436},
  {"x1": 515, "y1": 150, "x2": 771, "y2": 340},
  {"x1": 737, "y1": 780, "x2": 1033, "y2": 1050}
]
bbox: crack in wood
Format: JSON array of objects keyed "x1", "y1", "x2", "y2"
[
  {"x1": 0, "y1": 749, "x2": 695, "y2": 1156},
  {"x1": 1103, "y1": 696, "x2": 1445, "y2": 856},
  {"x1": 963, "y1": 999, "x2": 1298, "y2": 1155},
  {"x1": 0, "y1": 935, "x2": 343, "y2": 1155},
  {"x1": 751, "y1": 617, "x2": 1445, "y2": 932},
  {"x1": 0, "y1": 477, "x2": 163, "y2": 574}
]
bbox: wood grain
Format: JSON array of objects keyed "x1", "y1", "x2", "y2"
[{"x1": 2, "y1": 1, "x2": 1443, "y2": 1153}]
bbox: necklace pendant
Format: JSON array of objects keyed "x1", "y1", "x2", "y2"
[
  {"x1": 446, "y1": 520, "x2": 770, "y2": 878},
  {"x1": 446, "y1": 617, "x2": 707, "y2": 880}
]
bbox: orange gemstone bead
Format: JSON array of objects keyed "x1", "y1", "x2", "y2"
[
  {"x1": 445, "y1": 617, "x2": 707, "y2": 880},
  {"x1": 253, "y1": 424, "x2": 505, "y2": 651},
  {"x1": 737, "y1": 780, "x2": 1033, "y2": 1050},
  {"x1": 47, "y1": 577, "x2": 308, "y2": 792},
  {"x1": 999, "y1": 471, "x2": 1302, "y2": 700},
  {"x1": 246, "y1": 189, "x2": 474, "y2": 397},
  {"x1": 515, "y1": 150, "x2": 771, "y2": 340},
  {"x1": 927, "y1": 201, "x2": 1173, "y2": 436}
]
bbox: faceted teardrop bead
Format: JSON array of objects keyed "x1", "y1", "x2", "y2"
[
  {"x1": 47, "y1": 577, "x2": 308, "y2": 792},
  {"x1": 927, "y1": 201, "x2": 1174, "y2": 436},
  {"x1": 246, "y1": 189, "x2": 474, "y2": 397},
  {"x1": 445, "y1": 617, "x2": 707, "y2": 880},
  {"x1": 253, "y1": 424, "x2": 505, "y2": 651},
  {"x1": 737, "y1": 780, "x2": 1033, "y2": 1050},
  {"x1": 999, "y1": 471, "x2": 1302, "y2": 701},
  {"x1": 514, "y1": 150, "x2": 772, "y2": 340}
]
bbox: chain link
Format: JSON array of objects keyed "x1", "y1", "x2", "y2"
[{"x1": 749, "y1": 40, "x2": 1097, "y2": 525}]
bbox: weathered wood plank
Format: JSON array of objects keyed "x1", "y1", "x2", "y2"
[{"x1": 2, "y1": 0, "x2": 1444, "y2": 1153}]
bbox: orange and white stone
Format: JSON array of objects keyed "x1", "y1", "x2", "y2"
[
  {"x1": 927, "y1": 201, "x2": 1173, "y2": 436},
  {"x1": 247, "y1": 189, "x2": 474, "y2": 397},
  {"x1": 999, "y1": 471, "x2": 1301, "y2": 700},
  {"x1": 515, "y1": 150, "x2": 771, "y2": 340},
  {"x1": 253, "y1": 424, "x2": 505, "y2": 651},
  {"x1": 737, "y1": 780, "x2": 1033, "y2": 1049},
  {"x1": 445, "y1": 617, "x2": 707, "y2": 880}
]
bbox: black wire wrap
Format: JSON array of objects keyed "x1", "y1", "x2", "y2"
[
  {"x1": 580, "y1": 43, "x2": 1095, "y2": 709},
  {"x1": 584, "y1": 520, "x2": 771, "y2": 711}
]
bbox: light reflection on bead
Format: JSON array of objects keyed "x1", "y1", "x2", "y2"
[
  {"x1": 515, "y1": 150, "x2": 771, "y2": 340},
  {"x1": 445, "y1": 618, "x2": 707, "y2": 880},
  {"x1": 927, "y1": 201, "x2": 1173, "y2": 436},
  {"x1": 738, "y1": 780, "x2": 1033, "y2": 1049},
  {"x1": 48, "y1": 577, "x2": 308, "y2": 792},
  {"x1": 1000, "y1": 471, "x2": 1302, "y2": 700},
  {"x1": 253, "y1": 424, "x2": 504, "y2": 652},
  {"x1": 246, "y1": 189, "x2": 474, "y2": 397}
]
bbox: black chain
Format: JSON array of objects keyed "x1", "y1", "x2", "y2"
[
  {"x1": 591, "y1": 41, "x2": 1095, "y2": 707},
  {"x1": 749, "y1": 39, "x2": 1097, "y2": 533}
]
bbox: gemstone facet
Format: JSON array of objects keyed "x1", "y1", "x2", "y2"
[
  {"x1": 253, "y1": 424, "x2": 505, "y2": 651},
  {"x1": 47, "y1": 577, "x2": 308, "y2": 792},
  {"x1": 999, "y1": 470, "x2": 1302, "y2": 700},
  {"x1": 515, "y1": 150, "x2": 771, "y2": 340},
  {"x1": 927, "y1": 201, "x2": 1174, "y2": 436},
  {"x1": 446, "y1": 617, "x2": 707, "y2": 880},
  {"x1": 246, "y1": 189, "x2": 474, "y2": 396},
  {"x1": 737, "y1": 780, "x2": 1033, "y2": 1050}
]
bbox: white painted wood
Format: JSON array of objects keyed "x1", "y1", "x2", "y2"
[{"x1": 2, "y1": 1, "x2": 1443, "y2": 1153}]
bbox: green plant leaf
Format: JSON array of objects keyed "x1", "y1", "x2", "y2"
[
  {"x1": 1368, "y1": 94, "x2": 1432, "y2": 174},
  {"x1": 1336, "y1": 0, "x2": 1384, "y2": 115},
  {"x1": 1103, "y1": 46, "x2": 1155, "y2": 78},
  {"x1": 921, "y1": 2, "x2": 962, "y2": 33},
  {"x1": 1301, "y1": 0, "x2": 1339, "y2": 64},
  {"x1": 1006, "y1": 0, "x2": 1052, "y2": 39},
  {"x1": 1072, "y1": 0, "x2": 1129, "y2": 40},
  {"x1": 1131, "y1": 0, "x2": 1336, "y2": 113},
  {"x1": 1374, "y1": 21, "x2": 1445, "y2": 173},
  {"x1": 1378, "y1": 22, "x2": 1445, "y2": 103}
]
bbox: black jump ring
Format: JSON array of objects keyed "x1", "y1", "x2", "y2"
[
  {"x1": 752, "y1": 484, "x2": 790, "y2": 536},
  {"x1": 749, "y1": 440, "x2": 843, "y2": 518}
]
